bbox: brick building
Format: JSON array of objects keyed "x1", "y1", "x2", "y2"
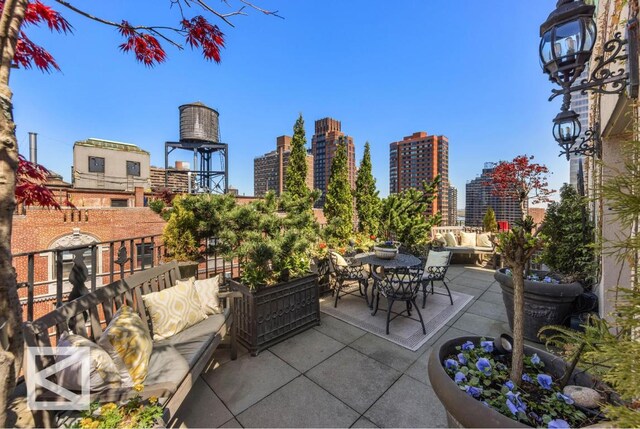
[
  {"x1": 389, "y1": 132, "x2": 449, "y2": 221},
  {"x1": 254, "y1": 136, "x2": 314, "y2": 197},
  {"x1": 311, "y1": 118, "x2": 356, "y2": 208}
]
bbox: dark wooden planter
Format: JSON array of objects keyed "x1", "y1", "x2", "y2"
[
  {"x1": 228, "y1": 273, "x2": 320, "y2": 356},
  {"x1": 428, "y1": 336, "x2": 604, "y2": 428},
  {"x1": 494, "y1": 268, "x2": 583, "y2": 342}
]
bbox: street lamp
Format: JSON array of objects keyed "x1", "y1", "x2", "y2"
[{"x1": 540, "y1": 0, "x2": 639, "y2": 158}]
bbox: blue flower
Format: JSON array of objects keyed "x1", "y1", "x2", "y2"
[
  {"x1": 454, "y1": 372, "x2": 466, "y2": 384},
  {"x1": 506, "y1": 398, "x2": 518, "y2": 415},
  {"x1": 543, "y1": 276, "x2": 553, "y2": 283},
  {"x1": 444, "y1": 359, "x2": 458, "y2": 371},
  {"x1": 475, "y1": 358, "x2": 491, "y2": 375},
  {"x1": 537, "y1": 374, "x2": 553, "y2": 390},
  {"x1": 522, "y1": 373, "x2": 533, "y2": 383},
  {"x1": 457, "y1": 353, "x2": 467, "y2": 365},
  {"x1": 506, "y1": 391, "x2": 526, "y2": 412},
  {"x1": 481, "y1": 340, "x2": 494, "y2": 353},
  {"x1": 531, "y1": 353, "x2": 541, "y2": 365},
  {"x1": 504, "y1": 380, "x2": 515, "y2": 391},
  {"x1": 482, "y1": 401, "x2": 490, "y2": 407},
  {"x1": 464, "y1": 385, "x2": 482, "y2": 398},
  {"x1": 548, "y1": 419, "x2": 570, "y2": 428},
  {"x1": 461, "y1": 341, "x2": 474, "y2": 351},
  {"x1": 556, "y1": 392, "x2": 574, "y2": 405}
]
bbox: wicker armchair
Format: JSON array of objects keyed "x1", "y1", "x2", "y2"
[
  {"x1": 328, "y1": 250, "x2": 370, "y2": 308},
  {"x1": 371, "y1": 266, "x2": 425, "y2": 335}
]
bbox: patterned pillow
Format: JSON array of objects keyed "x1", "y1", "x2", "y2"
[
  {"x1": 460, "y1": 231, "x2": 477, "y2": 247},
  {"x1": 433, "y1": 233, "x2": 447, "y2": 247},
  {"x1": 97, "y1": 306, "x2": 152, "y2": 387},
  {"x1": 444, "y1": 232, "x2": 458, "y2": 247},
  {"x1": 476, "y1": 233, "x2": 493, "y2": 248},
  {"x1": 142, "y1": 278, "x2": 208, "y2": 341},
  {"x1": 194, "y1": 275, "x2": 223, "y2": 315},
  {"x1": 57, "y1": 332, "x2": 121, "y2": 392}
]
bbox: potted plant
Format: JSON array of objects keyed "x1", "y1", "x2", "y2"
[
  {"x1": 373, "y1": 240, "x2": 400, "y2": 260},
  {"x1": 224, "y1": 192, "x2": 321, "y2": 355}
]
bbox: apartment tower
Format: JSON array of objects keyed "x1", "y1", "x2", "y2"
[
  {"x1": 447, "y1": 185, "x2": 458, "y2": 226},
  {"x1": 311, "y1": 118, "x2": 356, "y2": 207},
  {"x1": 254, "y1": 135, "x2": 314, "y2": 197},
  {"x1": 389, "y1": 132, "x2": 449, "y2": 222}
]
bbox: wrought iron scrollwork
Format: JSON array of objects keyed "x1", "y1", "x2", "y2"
[{"x1": 558, "y1": 123, "x2": 602, "y2": 159}]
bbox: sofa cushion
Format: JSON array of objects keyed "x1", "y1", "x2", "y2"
[
  {"x1": 444, "y1": 232, "x2": 458, "y2": 247},
  {"x1": 56, "y1": 332, "x2": 121, "y2": 392},
  {"x1": 194, "y1": 275, "x2": 223, "y2": 315},
  {"x1": 97, "y1": 305, "x2": 153, "y2": 387},
  {"x1": 460, "y1": 231, "x2": 477, "y2": 247},
  {"x1": 143, "y1": 343, "x2": 190, "y2": 392},
  {"x1": 476, "y1": 233, "x2": 493, "y2": 248},
  {"x1": 155, "y1": 308, "x2": 229, "y2": 366},
  {"x1": 433, "y1": 233, "x2": 446, "y2": 247},
  {"x1": 142, "y1": 278, "x2": 208, "y2": 341}
]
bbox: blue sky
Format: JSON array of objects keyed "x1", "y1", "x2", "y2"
[{"x1": 11, "y1": 0, "x2": 565, "y2": 207}]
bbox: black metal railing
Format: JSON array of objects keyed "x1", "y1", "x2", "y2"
[{"x1": 13, "y1": 234, "x2": 241, "y2": 322}]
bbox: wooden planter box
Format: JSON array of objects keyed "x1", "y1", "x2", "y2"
[{"x1": 228, "y1": 273, "x2": 320, "y2": 356}]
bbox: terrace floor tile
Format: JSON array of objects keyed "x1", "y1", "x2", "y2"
[
  {"x1": 314, "y1": 313, "x2": 368, "y2": 345},
  {"x1": 270, "y1": 328, "x2": 345, "y2": 372}
]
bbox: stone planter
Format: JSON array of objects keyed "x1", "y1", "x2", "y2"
[
  {"x1": 177, "y1": 260, "x2": 200, "y2": 279},
  {"x1": 494, "y1": 268, "x2": 583, "y2": 342},
  {"x1": 228, "y1": 273, "x2": 320, "y2": 356},
  {"x1": 428, "y1": 336, "x2": 604, "y2": 428},
  {"x1": 373, "y1": 246, "x2": 398, "y2": 260}
]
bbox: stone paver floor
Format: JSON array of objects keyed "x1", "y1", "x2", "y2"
[{"x1": 170, "y1": 265, "x2": 512, "y2": 428}]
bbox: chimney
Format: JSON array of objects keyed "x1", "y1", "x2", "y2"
[{"x1": 29, "y1": 132, "x2": 37, "y2": 164}]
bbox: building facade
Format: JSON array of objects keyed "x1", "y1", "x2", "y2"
[
  {"x1": 569, "y1": 69, "x2": 589, "y2": 188},
  {"x1": 447, "y1": 185, "x2": 458, "y2": 226},
  {"x1": 73, "y1": 138, "x2": 151, "y2": 191},
  {"x1": 254, "y1": 135, "x2": 314, "y2": 197},
  {"x1": 389, "y1": 132, "x2": 449, "y2": 221},
  {"x1": 465, "y1": 163, "x2": 525, "y2": 228},
  {"x1": 311, "y1": 118, "x2": 356, "y2": 207}
]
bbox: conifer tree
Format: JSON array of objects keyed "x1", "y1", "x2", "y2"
[
  {"x1": 285, "y1": 114, "x2": 309, "y2": 199},
  {"x1": 355, "y1": 142, "x2": 380, "y2": 235},
  {"x1": 482, "y1": 207, "x2": 498, "y2": 233},
  {"x1": 324, "y1": 138, "x2": 354, "y2": 244}
]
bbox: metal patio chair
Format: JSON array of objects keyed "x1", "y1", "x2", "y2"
[
  {"x1": 328, "y1": 250, "x2": 370, "y2": 308},
  {"x1": 421, "y1": 249, "x2": 453, "y2": 307}
]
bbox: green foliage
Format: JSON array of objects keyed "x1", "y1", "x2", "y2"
[
  {"x1": 482, "y1": 207, "x2": 498, "y2": 233},
  {"x1": 324, "y1": 138, "x2": 354, "y2": 244},
  {"x1": 285, "y1": 114, "x2": 309, "y2": 199},
  {"x1": 355, "y1": 142, "x2": 381, "y2": 235},
  {"x1": 540, "y1": 140, "x2": 640, "y2": 427},
  {"x1": 148, "y1": 199, "x2": 165, "y2": 216},
  {"x1": 163, "y1": 193, "x2": 237, "y2": 261},
  {"x1": 379, "y1": 177, "x2": 442, "y2": 255},
  {"x1": 72, "y1": 395, "x2": 163, "y2": 429},
  {"x1": 539, "y1": 184, "x2": 596, "y2": 286}
]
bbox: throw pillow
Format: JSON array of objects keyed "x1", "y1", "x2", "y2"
[
  {"x1": 425, "y1": 250, "x2": 451, "y2": 269},
  {"x1": 57, "y1": 332, "x2": 121, "y2": 392},
  {"x1": 194, "y1": 275, "x2": 223, "y2": 315},
  {"x1": 142, "y1": 278, "x2": 208, "y2": 341},
  {"x1": 330, "y1": 251, "x2": 348, "y2": 267},
  {"x1": 460, "y1": 231, "x2": 477, "y2": 247},
  {"x1": 476, "y1": 232, "x2": 493, "y2": 248},
  {"x1": 444, "y1": 232, "x2": 458, "y2": 247},
  {"x1": 97, "y1": 305, "x2": 153, "y2": 387},
  {"x1": 433, "y1": 233, "x2": 447, "y2": 247}
]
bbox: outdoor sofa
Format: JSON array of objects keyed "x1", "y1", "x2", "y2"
[{"x1": 431, "y1": 226, "x2": 497, "y2": 266}]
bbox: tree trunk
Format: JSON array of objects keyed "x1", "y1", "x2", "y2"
[
  {"x1": 0, "y1": 0, "x2": 28, "y2": 426},
  {"x1": 511, "y1": 262, "x2": 525, "y2": 385}
]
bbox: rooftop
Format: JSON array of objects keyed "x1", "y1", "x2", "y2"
[{"x1": 74, "y1": 138, "x2": 150, "y2": 155}]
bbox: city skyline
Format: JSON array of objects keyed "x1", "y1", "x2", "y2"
[{"x1": 11, "y1": 1, "x2": 566, "y2": 208}]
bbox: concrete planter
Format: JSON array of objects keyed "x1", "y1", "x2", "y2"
[
  {"x1": 228, "y1": 273, "x2": 320, "y2": 356},
  {"x1": 494, "y1": 268, "x2": 583, "y2": 342},
  {"x1": 177, "y1": 260, "x2": 200, "y2": 279},
  {"x1": 428, "y1": 336, "x2": 603, "y2": 428}
]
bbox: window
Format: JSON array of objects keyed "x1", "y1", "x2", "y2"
[
  {"x1": 111, "y1": 199, "x2": 128, "y2": 208},
  {"x1": 126, "y1": 161, "x2": 141, "y2": 176},
  {"x1": 88, "y1": 156, "x2": 105, "y2": 173}
]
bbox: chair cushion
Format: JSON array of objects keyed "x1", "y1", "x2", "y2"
[
  {"x1": 425, "y1": 250, "x2": 451, "y2": 268},
  {"x1": 142, "y1": 277, "x2": 208, "y2": 341},
  {"x1": 444, "y1": 232, "x2": 458, "y2": 247},
  {"x1": 56, "y1": 332, "x2": 121, "y2": 392},
  {"x1": 330, "y1": 251, "x2": 349, "y2": 267},
  {"x1": 97, "y1": 305, "x2": 153, "y2": 387},
  {"x1": 194, "y1": 275, "x2": 223, "y2": 315},
  {"x1": 476, "y1": 233, "x2": 493, "y2": 248},
  {"x1": 460, "y1": 231, "x2": 477, "y2": 247}
]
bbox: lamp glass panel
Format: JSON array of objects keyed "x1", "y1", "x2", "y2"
[
  {"x1": 555, "y1": 20, "x2": 582, "y2": 60},
  {"x1": 540, "y1": 31, "x2": 554, "y2": 65},
  {"x1": 584, "y1": 19, "x2": 596, "y2": 52}
]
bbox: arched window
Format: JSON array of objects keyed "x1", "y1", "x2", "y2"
[{"x1": 48, "y1": 229, "x2": 103, "y2": 294}]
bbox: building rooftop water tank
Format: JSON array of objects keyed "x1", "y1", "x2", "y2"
[{"x1": 179, "y1": 102, "x2": 220, "y2": 142}]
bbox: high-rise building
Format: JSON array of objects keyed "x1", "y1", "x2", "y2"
[
  {"x1": 389, "y1": 132, "x2": 449, "y2": 221},
  {"x1": 465, "y1": 162, "x2": 525, "y2": 229},
  {"x1": 447, "y1": 186, "x2": 458, "y2": 226},
  {"x1": 253, "y1": 135, "x2": 313, "y2": 197},
  {"x1": 311, "y1": 118, "x2": 356, "y2": 207},
  {"x1": 569, "y1": 69, "x2": 589, "y2": 188}
]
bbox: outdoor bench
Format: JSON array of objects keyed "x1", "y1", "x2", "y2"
[
  {"x1": 431, "y1": 226, "x2": 497, "y2": 266},
  {"x1": 23, "y1": 260, "x2": 240, "y2": 428}
]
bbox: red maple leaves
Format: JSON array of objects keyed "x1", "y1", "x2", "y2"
[
  {"x1": 16, "y1": 155, "x2": 65, "y2": 209},
  {"x1": 119, "y1": 22, "x2": 167, "y2": 66},
  {"x1": 183, "y1": 16, "x2": 225, "y2": 62},
  {"x1": 488, "y1": 155, "x2": 554, "y2": 207}
]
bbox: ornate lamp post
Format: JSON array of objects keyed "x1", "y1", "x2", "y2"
[{"x1": 540, "y1": 0, "x2": 638, "y2": 159}]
